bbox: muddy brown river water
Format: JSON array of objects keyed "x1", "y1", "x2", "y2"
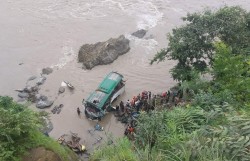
[{"x1": 1, "y1": 0, "x2": 249, "y2": 154}]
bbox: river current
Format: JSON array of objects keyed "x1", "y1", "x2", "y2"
[{"x1": 0, "y1": 0, "x2": 249, "y2": 152}]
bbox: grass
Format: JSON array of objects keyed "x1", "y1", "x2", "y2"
[{"x1": 90, "y1": 138, "x2": 138, "y2": 161}]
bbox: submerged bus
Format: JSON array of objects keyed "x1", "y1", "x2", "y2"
[{"x1": 83, "y1": 72, "x2": 125, "y2": 120}]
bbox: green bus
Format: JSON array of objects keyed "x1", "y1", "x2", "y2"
[{"x1": 83, "y1": 72, "x2": 125, "y2": 120}]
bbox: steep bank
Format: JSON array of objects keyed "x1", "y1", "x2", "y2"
[{"x1": 22, "y1": 147, "x2": 62, "y2": 161}]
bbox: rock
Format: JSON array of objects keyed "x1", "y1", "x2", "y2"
[
  {"x1": 24, "y1": 86, "x2": 33, "y2": 93},
  {"x1": 18, "y1": 92, "x2": 29, "y2": 98},
  {"x1": 28, "y1": 76, "x2": 37, "y2": 81},
  {"x1": 31, "y1": 86, "x2": 39, "y2": 92},
  {"x1": 17, "y1": 98, "x2": 26, "y2": 102},
  {"x1": 35, "y1": 94, "x2": 41, "y2": 101},
  {"x1": 131, "y1": 29, "x2": 147, "y2": 38},
  {"x1": 40, "y1": 116, "x2": 54, "y2": 134},
  {"x1": 23, "y1": 85, "x2": 39, "y2": 93},
  {"x1": 78, "y1": 35, "x2": 130, "y2": 69},
  {"x1": 42, "y1": 67, "x2": 53, "y2": 75},
  {"x1": 36, "y1": 100, "x2": 54, "y2": 109},
  {"x1": 39, "y1": 95, "x2": 48, "y2": 101},
  {"x1": 28, "y1": 92, "x2": 38, "y2": 102},
  {"x1": 58, "y1": 87, "x2": 65, "y2": 93},
  {"x1": 35, "y1": 95, "x2": 52, "y2": 108},
  {"x1": 36, "y1": 76, "x2": 46, "y2": 85}
]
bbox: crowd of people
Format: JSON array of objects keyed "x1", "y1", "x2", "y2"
[
  {"x1": 115, "y1": 89, "x2": 184, "y2": 138},
  {"x1": 116, "y1": 88, "x2": 184, "y2": 115}
]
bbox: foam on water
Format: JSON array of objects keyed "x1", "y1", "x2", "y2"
[
  {"x1": 51, "y1": 40, "x2": 76, "y2": 69},
  {"x1": 12, "y1": 0, "x2": 108, "y2": 19},
  {"x1": 115, "y1": 0, "x2": 164, "y2": 30},
  {"x1": 126, "y1": 34, "x2": 158, "y2": 54},
  {"x1": 11, "y1": 0, "x2": 164, "y2": 29},
  {"x1": 125, "y1": 34, "x2": 159, "y2": 68}
]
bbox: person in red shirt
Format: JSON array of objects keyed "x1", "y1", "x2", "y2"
[
  {"x1": 128, "y1": 126, "x2": 135, "y2": 134},
  {"x1": 162, "y1": 92, "x2": 167, "y2": 98}
]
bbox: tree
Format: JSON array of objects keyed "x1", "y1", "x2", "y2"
[
  {"x1": 151, "y1": 6, "x2": 250, "y2": 81},
  {"x1": 0, "y1": 96, "x2": 41, "y2": 160},
  {"x1": 212, "y1": 42, "x2": 250, "y2": 104}
]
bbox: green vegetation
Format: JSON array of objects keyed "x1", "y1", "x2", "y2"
[
  {"x1": 90, "y1": 6, "x2": 250, "y2": 161},
  {"x1": 90, "y1": 138, "x2": 138, "y2": 161},
  {"x1": 212, "y1": 43, "x2": 250, "y2": 104},
  {"x1": 151, "y1": 6, "x2": 250, "y2": 82},
  {"x1": 0, "y1": 96, "x2": 75, "y2": 161}
]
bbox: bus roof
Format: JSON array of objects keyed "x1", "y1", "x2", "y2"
[
  {"x1": 98, "y1": 72, "x2": 123, "y2": 94},
  {"x1": 86, "y1": 72, "x2": 123, "y2": 109}
]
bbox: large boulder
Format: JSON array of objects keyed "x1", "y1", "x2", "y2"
[{"x1": 78, "y1": 35, "x2": 130, "y2": 69}]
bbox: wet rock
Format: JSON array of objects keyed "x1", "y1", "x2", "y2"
[
  {"x1": 131, "y1": 29, "x2": 147, "y2": 38},
  {"x1": 31, "y1": 86, "x2": 39, "y2": 92},
  {"x1": 36, "y1": 76, "x2": 46, "y2": 85},
  {"x1": 51, "y1": 104, "x2": 64, "y2": 114},
  {"x1": 35, "y1": 95, "x2": 52, "y2": 108},
  {"x1": 40, "y1": 116, "x2": 54, "y2": 134},
  {"x1": 28, "y1": 92, "x2": 38, "y2": 102},
  {"x1": 36, "y1": 100, "x2": 54, "y2": 109},
  {"x1": 39, "y1": 95, "x2": 48, "y2": 101},
  {"x1": 18, "y1": 92, "x2": 29, "y2": 98},
  {"x1": 78, "y1": 35, "x2": 130, "y2": 69},
  {"x1": 35, "y1": 94, "x2": 41, "y2": 101},
  {"x1": 17, "y1": 98, "x2": 27, "y2": 102},
  {"x1": 42, "y1": 67, "x2": 53, "y2": 75},
  {"x1": 28, "y1": 76, "x2": 37, "y2": 81},
  {"x1": 23, "y1": 85, "x2": 39, "y2": 93},
  {"x1": 58, "y1": 87, "x2": 65, "y2": 94},
  {"x1": 24, "y1": 86, "x2": 33, "y2": 93}
]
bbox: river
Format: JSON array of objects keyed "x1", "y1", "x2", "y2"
[{"x1": 0, "y1": 0, "x2": 249, "y2": 153}]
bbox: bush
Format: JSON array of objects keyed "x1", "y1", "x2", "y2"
[
  {"x1": 0, "y1": 96, "x2": 75, "y2": 161},
  {"x1": 90, "y1": 138, "x2": 138, "y2": 161}
]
